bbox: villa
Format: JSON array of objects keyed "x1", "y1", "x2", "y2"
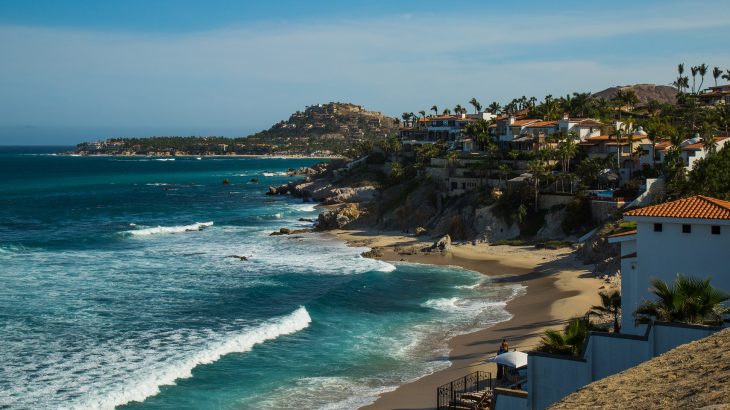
[
  {"x1": 501, "y1": 195, "x2": 730, "y2": 409},
  {"x1": 638, "y1": 135, "x2": 730, "y2": 170}
]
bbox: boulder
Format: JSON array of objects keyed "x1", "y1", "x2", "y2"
[
  {"x1": 316, "y1": 203, "x2": 367, "y2": 230},
  {"x1": 415, "y1": 226, "x2": 428, "y2": 236},
  {"x1": 424, "y1": 234, "x2": 451, "y2": 252}
]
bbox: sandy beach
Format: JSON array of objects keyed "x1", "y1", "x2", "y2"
[{"x1": 329, "y1": 229, "x2": 609, "y2": 410}]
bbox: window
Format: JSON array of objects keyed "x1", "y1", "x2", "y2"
[
  {"x1": 654, "y1": 223, "x2": 662, "y2": 232},
  {"x1": 712, "y1": 225, "x2": 721, "y2": 235},
  {"x1": 682, "y1": 224, "x2": 691, "y2": 233}
]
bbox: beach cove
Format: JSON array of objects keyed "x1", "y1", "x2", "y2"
[{"x1": 331, "y1": 230, "x2": 606, "y2": 409}]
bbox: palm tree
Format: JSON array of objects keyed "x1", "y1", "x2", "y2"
[
  {"x1": 401, "y1": 112, "x2": 411, "y2": 126},
  {"x1": 469, "y1": 97, "x2": 482, "y2": 114},
  {"x1": 454, "y1": 104, "x2": 464, "y2": 116},
  {"x1": 713, "y1": 67, "x2": 722, "y2": 87},
  {"x1": 723, "y1": 69, "x2": 730, "y2": 82},
  {"x1": 698, "y1": 63, "x2": 708, "y2": 91},
  {"x1": 716, "y1": 103, "x2": 730, "y2": 137},
  {"x1": 537, "y1": 317, "x2": 593, "y2": 356},
  {"x1": 528, "y1": 159, "x2": 553, "y2": 211},
  {"x1": 442, "y1": 108, "x2": 451, "y2": 115},
  {"x1": 418, "y1": 110, "x2": 426, "y2": 120},
  {"x1": 488, "y1": 101, "x2": 501, "y2": 114},
  {"x1": 690, "y1": 66, "x2": 699, "y2": 93},
  {"x1": 590, "y1": 290, "x2": 621, "y2": 333},
  {"x1": 634, "y1": 274, "x2": 730, "y2": 326},
  {"x1": 431, "y1": 105, "x2": 438, "y2": 115}
]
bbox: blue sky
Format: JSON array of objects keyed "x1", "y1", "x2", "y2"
[{"x1": 1, "y1": 0, "x2": 730, "y2": 145}]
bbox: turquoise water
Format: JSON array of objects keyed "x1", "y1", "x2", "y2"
[{"x1": 0, "y1": 147, "x2": 522, "y2": 409}]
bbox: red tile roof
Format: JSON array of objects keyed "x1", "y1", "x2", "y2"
[
  {"x1": 511, "y1": 119, "x2": 541, "y2": 126},
  {"x1": 624, "y1": 195, "x2": 730, "y2": 220},
  {"x1": 607, "y1": 229, "x2": 637, "y2": 238},
  {"x1": 525, "y1": 120, "x2": 557, "y2": 128}
]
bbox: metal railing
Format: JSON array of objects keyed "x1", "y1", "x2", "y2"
[{"x1": 437, "y1": 371, "x2": 493, "y2": 410}]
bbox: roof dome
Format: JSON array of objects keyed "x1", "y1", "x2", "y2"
[{"x1": 634, "y1": 126, "x2": 648, "y2": 136}]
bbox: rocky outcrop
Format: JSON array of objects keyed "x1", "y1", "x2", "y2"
[
  {"x1": 269, "y1": 227, "x2": 312, "y2": 236},
  {"x1": 536, "y1": 208, "x2": 568, "y2": 240},
  {"x1": 316, "y1": 203, "x2": 367, "y2": 230},
  {"x1": 424, "y1": 235, "x2": 451, "y2": 253},
  {"x1": 473, "y1": 204, "x2": 520, "y2": 243}
]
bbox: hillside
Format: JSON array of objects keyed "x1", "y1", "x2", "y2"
[
  {"x1": 550, "y1": 327, "x2": 730, "y2": 409},
  {"x1": 593, "y1": 84, "x2": 678, "y2": 105},
  {"x1": 243, "y1": 102, "x2": 399, "y2": 154},
  {"x1": 74, "y1": 102, "x2": 398, "y2": 156}
]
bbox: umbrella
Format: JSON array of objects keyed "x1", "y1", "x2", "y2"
[{"x1": 487, "y1": 351, "x2": 528, "y2": 369}]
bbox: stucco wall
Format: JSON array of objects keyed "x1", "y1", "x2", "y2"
[
  {"x1": 527, "y1": 323, "x2": 723, "y2": 410},
  {"x1": 623, "y1": 218, "x2": 730, "y2": 334}
]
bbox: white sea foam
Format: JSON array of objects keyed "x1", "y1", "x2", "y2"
[
  {"x1": 124, "y1": 222, "x2": 214, "y2": 236},
  {"x1": 154, "y1": 158, "x2": 175, "y2": 161},
  {"x1": 261, "y1": 171, "x2": 288, "y2": 177},
  {"x1": 291, "y1": 203, "x2": 317, "y2": 212},
  {"x1": 75, "y1": 307, "x2": 312, "y2": 409}
]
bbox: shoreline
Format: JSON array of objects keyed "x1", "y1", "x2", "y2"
[
  {"x1": 329, "y1": 229, "x2": 607, "y2": 410},
  {"x1": 58, "y1": 153, "x2": 342, "y2": 159}
]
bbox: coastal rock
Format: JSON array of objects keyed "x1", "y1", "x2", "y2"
[
  {"x1": 269, "y1": 227, "x2": 312, "y2": 236},
  {"x1": 321, "y1": 186, "x2": 376, "y2": 205},
  {"x1": 226, "y1": 255, "x2": 249, "y2": 261},
  {"x1": 361, "y1": 248, "x2": 383, "y2": 258},
  {"x1": 424, "y1": 235, "x2": 451, "y2": 253},
  {"x1": 415, "y1": 226, "x2": 427, "y2": 236},
  {"x1": 473, "y1": 204, "x2": 520, "y2": 243},
  {"x1": 536, "y1": 208, "x2": 568, "y2": 240},
  {"x1": 316, "y1": 203, "x2": 366, "y2": 230}
]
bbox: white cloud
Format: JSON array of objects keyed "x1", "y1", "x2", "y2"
[{"x1": 0, "y1": 5, "x2": 729, "y2": 139}]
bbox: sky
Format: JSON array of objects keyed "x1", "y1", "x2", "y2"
[{"x1": 1, "y1": 0, "x2": 730, "y2": 145}]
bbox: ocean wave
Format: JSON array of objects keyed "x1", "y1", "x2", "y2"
[
  {"x1": 291, "y1": 203, "x2": 317, "y2": 212},
  {"x1": 124, "y1": 222, "x2": 214, "y2": 236},
  {"x1": 421, "y1": 296, "x2": 506, "y2": 314},
  {"x1": 261, "y1": 171, "x2": 289, "y2": 177},
  {"x1": 154, "y1": 158, "x2": 175, "y2": 161},
  {"x1": 78, "y1": 307, "x2": 312, "y2": 409}
]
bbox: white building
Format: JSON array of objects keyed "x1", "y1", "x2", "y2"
[
  {"x1": 639, "y1": 135, "x2": 730, "y2": 171},
  {"x1": 609, "y1": 195, "x2": 730, "y2": 335}
]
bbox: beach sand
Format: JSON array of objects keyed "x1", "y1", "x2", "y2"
[{"x1": 329, "y1": 229, "x2": 608, "y2": 410}]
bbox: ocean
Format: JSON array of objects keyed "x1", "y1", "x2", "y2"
[{"x1": 0, "y1": 147, "x2": 523, "y2": 409}]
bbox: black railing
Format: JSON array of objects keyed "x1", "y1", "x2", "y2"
[{"x1": 437, "y1": 371, "x2": 493, "y2": 410}]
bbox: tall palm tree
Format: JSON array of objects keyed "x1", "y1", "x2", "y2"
[
  {"x1": 690, "y1": 65, "x2": 699, "y2": 93},
  {"x1": 418, "y1": 110, "x2": 426, "y2": 119},
  {"x1": 716, "y1": 103, "x2": 730, "y2": 137},
  {"x1": 454, "y1": 104, "x2": 464, "y2": 116},
  {"x1": 698, "y1": 63, "x2": 708, "y2": 91},
  {"x1": 537, "y1": 317, "x2": 593, "y2": 356},
  {"x1": 431, "y1": 105, "x2": 438, "y2": 115},
  {"x1": 722, "y1": 69, "x2": 730, "y2": 82},
  {"x1": 634, "y1": 274, "x2": 730, "y2": 326},
  {"x1": 442, "y1": 108, "x2": 452, "y2": 115},
  {"x1": 469, "y1": 97, "x2": 482, "y2": 114},
  {"x1": 590, "y1": 290, "x2": 621, "y2": 333},
  {"x1": 713, "y1": 67, "x2": 722, "y2": 87},
  {"x1": 488, "y1": 101, "x2": 501, "y2": 114}
]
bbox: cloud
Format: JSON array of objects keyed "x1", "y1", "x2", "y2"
[{"x1": 1, "y1": 4, "x2": 729, "y2": 142}]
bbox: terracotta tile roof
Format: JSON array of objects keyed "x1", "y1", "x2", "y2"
[
  {"x1": 624, "y1": 195, "x2": 730, "y2": 220},
  {"x1": 525, "y1": 120, "x2": 557, "y2": 128},
  {"x1": 511, "y1": 119, "x2": 541, "y2": 126},
  {"x1": 575, "y1": 119, "x2": 603, "y2": 127},
  {"x1": 607, "y1": 229, "x2": 637, "y2": 238}
]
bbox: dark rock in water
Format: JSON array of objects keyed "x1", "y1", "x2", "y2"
[
  {"x1": 303, "y1": 197, "x2": 312, "y2": 202},
  {"x1": 226, "y1": 255, "x2": 249, "y2": 261},
  {"x1": 223, "y1": 179, "x2": 230, "y2": 185},
  {"x1": 250, "y1": 178, "x2": 259, "y2": 183},
  {"x1": 298, "y1": 218, "x2": 315, "y2": 222},
  {"x1": 266, "y1": 186, "x2": 277, "y2": 195},
  {"x1": 269, "y1": 227, "x2": 311, "y2": 236}
]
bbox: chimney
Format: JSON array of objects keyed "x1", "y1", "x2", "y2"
[
  {"x1": 508, "y1": 115, "x2": 515, "y2": 125},
  {"x1": 562, "y1": 112, "x2": 569, "y2": 121}
]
